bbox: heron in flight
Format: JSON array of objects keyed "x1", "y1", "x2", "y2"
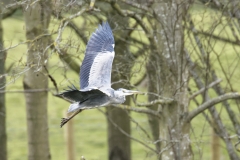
[{"x1": 58, "y1": 22, "x2": 141, "y2": 127}]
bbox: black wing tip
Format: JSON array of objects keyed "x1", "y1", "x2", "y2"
[
  {"x1": 67, "y1": 84, "x2": 78, "y2": 90},
  {"x1": 95, "y1": 21, "x2": 114, "y2": 40},
  {"x1": 60, "y1": 85, "x2": 78, "y2": 92},
  {"x1": 101, "y1": 21, "x2": 110, "y2": 29},
  {"x1": 85, "y1": 21, "x2": 114, "y2": 52},
  {"x1": 100, "y1": 21, "x2": 112, "y2": 32}
]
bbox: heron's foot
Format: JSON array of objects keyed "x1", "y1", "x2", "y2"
[{"x1": 60, "y1": 118, "x2": 69, "y2": 128}]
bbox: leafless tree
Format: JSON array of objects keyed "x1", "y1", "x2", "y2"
[
  {"x1": 23, "y1": 0, "x2": 51, "y2": 160},
  {"x1": 1, "y1": 0, "x2": 240, "y2": 160},
  {"x1": 0, "y1": 5, "x2": 7, "y2": 160},
  {"x1": 107, "y1": 20, "x2": 132, "y2": 160}
]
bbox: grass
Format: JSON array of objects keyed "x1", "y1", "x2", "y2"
[{"x1": 2, "y1": 3, "x2": 240, "y2": 160}]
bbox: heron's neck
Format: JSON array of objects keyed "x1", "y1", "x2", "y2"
[{"x1": 112, "y1": 90, "x2": 126, "y2": 104}]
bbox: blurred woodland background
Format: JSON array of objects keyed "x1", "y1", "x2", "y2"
[{"x1": 1, "y1": 0, "x2": 240, "y2": 160}]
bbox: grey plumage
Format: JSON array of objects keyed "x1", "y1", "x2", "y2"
[
  {"x1": 80, "y1": 22, "x2": 114, "y2": 90},
  {"x1": 58, "y1": 22, "x2": 141, "y2": 127}
]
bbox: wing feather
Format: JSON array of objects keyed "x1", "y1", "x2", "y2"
[
  {"x1": 58, "y1": 85, "x2": 107, "y2": 103},
  {"x1": 80, "y1": 22, "x2": 115, "y2": 90}
]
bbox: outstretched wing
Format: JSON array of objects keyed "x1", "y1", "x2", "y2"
[{"x1": 80, "y1": 22, "x2": 115, "y2": 91}]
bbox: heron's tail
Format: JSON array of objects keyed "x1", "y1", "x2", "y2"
[{"x1": 68, "y1": 102, "x2": 80, "y2": 113}]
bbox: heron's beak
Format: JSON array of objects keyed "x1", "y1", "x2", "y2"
[{"x1": 122, "y1": 89, "x2": 143, "y2": 95}]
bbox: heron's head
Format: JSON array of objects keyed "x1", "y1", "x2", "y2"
[
  {"x1": 117, "y1": 88, "x2": 142, "y2": 96},
  {"x1": 112, "y1": 88, "x2": 142, "y2": 104}
]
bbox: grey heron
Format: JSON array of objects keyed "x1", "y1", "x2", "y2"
[{"x1": 58, "y1": 22, "x2": 141, "y2": 127}]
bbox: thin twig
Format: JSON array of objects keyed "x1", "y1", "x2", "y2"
[
  {"x1": 187, "y1": 92, "x2": 240, "y2": 122},
  {"x1": 52, "y1": 12, "x2": 88, "y2": 44},
  {"x1": 128, "y1": 116, "x2": 152, "y2": 140},
  {"x1": 211, "y1": 71, "x2": 240, "y2": 139},
  {"x1": 120, "y1": 0, "x2": 150, "y2": 13},
  {"x1": 54, "y1": 7, "x2": 87, "y2": 54},
  {"x1": 0, "y1": 33, "x2": 54, "y2": 52},
  {"x1": 186, "y1": 48, "x2": 240, "y2": 159},
  {"x1": 2, "y1": 4, "x2": 19, "y2": 19},
  {"x1": 186, "y1": 26, "x2": 240, "y2": 46},
  {"x1": 0, "y1": 89, "x2": 51, "y2": 93},
  {"x1": 44, "y1": 66, "x2": 59, "y2": 93},
  {"x1": 113, "y1": 104, "x2": 161, "y2": 118},
  {"x1": 137, "y1": 98, "x2": 174, "y2": 107},
  {"x1": 189, "y1": 79, "x2": 222, "y2": 99},
  {"x1": 110, "y1": 2, "x2": 150, "y2": 35},
  {"x1": 98, "y1": 108, "x2": 159, "y2": 154}
]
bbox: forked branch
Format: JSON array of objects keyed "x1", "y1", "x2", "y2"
[
  {"x1": 186, "y1": 92, "x2": 240, "y2": 122},
  {"x1": 189, "y1": 79, "x2": 222, "y2": 99}
]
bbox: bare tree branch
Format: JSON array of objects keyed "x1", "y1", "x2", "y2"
[
  {"x1": 98, "y1": 108, "x2": 159, "y2": 154},
  {"x1": 89, "y1": 0, "x2": 96, "y2": 10},
  {"x1": 137, "y1": 98, "x2": 174, "y2": 106},
  {"x1": 0, "y1": 89, "x2": 51, "y2": 93},
  {"x1": 120, "y1": 0, "x2": 153, "y2": 13},
  {"x1": 51, "y1": 12, "x2": 88, "y2": 44},
  {"x1": 186, "y1": 48, "x2": 240, "y2": 159},
  {"x1": 0, "y1": 32, "x2": 54, "y2": 53},
  {"x1": 54, "y1": 7, "x2": 87, "y2": 54},
  {"x1": 198, "y1": 0, "x2": 240, "y2": 23},
  {"x1": 134, "y1": 73, "x2": 147, "y2": 87},
  {"x1": 2, "y1": 0, "x2": 27, "y2": 11},
  {"x1": 187, "y1": 92, "x2": 240, "y2": 122},
  {"x1": 189, "y1": 28, "x2": 240, "y2": 46},
  {"x1": 110, "y1": 2, "x2": 150, "y2": 36},
  {"x1": 189, "y1": 79, "x2": 222, "y2": 99},
  {"x1": 128, "y1": 116, "x2": 152, "y2": 140},
  {"x1": 113, "y1": 104, "x2": 161, "y2": 118},
  {"x1": 211, "y1": 71, "x2": 240, "y2": 139},
  {"x1": 57, "y1": 48, "x2": 80, "y2": 74},
  {"x1": 2, "y1": 5, "x2": 19, "y2": 19},
  {"x1": 44, "y1": 66, "x2": 59, "y2": 93}
]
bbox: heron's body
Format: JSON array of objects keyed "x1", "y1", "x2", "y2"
[
  {"x1": 63, "y1": 86, "x2": 126, "y2": 113},
  {"x1": 58, "y1": 22, "x2": 140, "y2": 127}
]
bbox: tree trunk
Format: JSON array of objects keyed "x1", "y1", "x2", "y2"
[
  {"x1": 107, "y1": 103, "x2": 131, "y2": 160},
  {"x1": 0, "y1": 6, "x2": 7, "y2": 160},
  {"x1": 23, "y1": 1, "x2": 51, "y2": 160},
  {"x1": 64, "y1": 112, "x2": 75, "y2": 160},
  {"x1": 107, "y1": 19, "x2": 132, "y2": 160},
  {"x1": 211, "y1": 128, "x2": 220, "y2": 160},
  {"x1": 147, "y1": 51, "x2": 160, "y2": 154},
  {"x1": 150, "y1": 1, "x2": 192, "y2": 159}
]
